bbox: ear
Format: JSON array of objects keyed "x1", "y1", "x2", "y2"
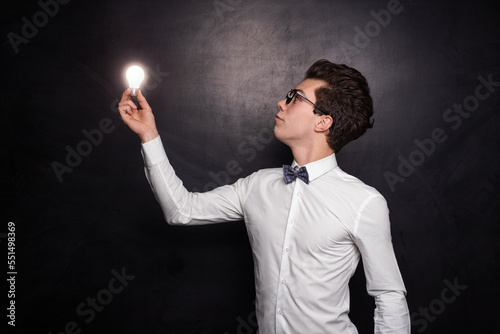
[{"x1": 315, "y1": 115, "x2": 333, "y2": 133}]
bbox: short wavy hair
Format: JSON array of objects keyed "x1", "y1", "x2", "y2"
[{"x1": 305, "y1": 59, "x2": 374, "y2": 152}]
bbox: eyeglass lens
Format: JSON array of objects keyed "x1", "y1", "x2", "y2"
[{"x1": 286, "y1": 90, "x2": 296, "y2": 104}]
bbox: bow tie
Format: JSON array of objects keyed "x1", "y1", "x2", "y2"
[{"x1": 283, "y1": 165, "x2": 309, "y2": 184}]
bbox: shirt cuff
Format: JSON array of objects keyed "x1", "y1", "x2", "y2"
[{"x1": 141, "y1": 136, "x2": 168, "y2": 166}]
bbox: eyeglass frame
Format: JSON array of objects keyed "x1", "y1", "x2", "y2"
[{"x1": 285, "y1": 89, "x2": 327, "y2": 115}]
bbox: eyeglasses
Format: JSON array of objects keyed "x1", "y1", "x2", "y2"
[{"x1": 286, "y1": 89, "x2": 326, "y2": 115}]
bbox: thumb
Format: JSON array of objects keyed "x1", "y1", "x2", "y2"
[{"x1": 136, "y1": 89, "x2": 151, "y2": 111}]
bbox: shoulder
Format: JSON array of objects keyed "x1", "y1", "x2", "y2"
[
  {"x1": 229, "y1": 167, "x2": 284, "y2": 204},
  {"x1": 326, "y1": 169, "x2": 391, "y2": 232},
  {"x1": 232, "y1": 167, "x2": 283, "y2": 187},
  {"x1": 241, "y1": 167, "x2": 283, "y2": 185},
  {"x1": 319, "y1": 167, "x2": 388, "y2": 214},
  {"x1": 332, "y1": 167, "x2": 383, "y2": 197}
]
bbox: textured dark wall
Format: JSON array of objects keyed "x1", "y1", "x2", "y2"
[{"x1": 2, "y1": 0, "x2": 499, "y2": 333}]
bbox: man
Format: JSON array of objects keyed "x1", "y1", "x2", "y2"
[{"x1": 118, "y1": 60, "x2": 410, "y2": 333}]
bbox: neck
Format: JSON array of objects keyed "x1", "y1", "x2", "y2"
[{"x1": 289, "y1": 143, "x2": 335, "y2": 166}]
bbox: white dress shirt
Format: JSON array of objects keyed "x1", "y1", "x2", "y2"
[{"x1": 141, "y1": 136, "x2": 410, "y2": 334}]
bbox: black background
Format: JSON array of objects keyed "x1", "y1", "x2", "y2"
[{"x1": 2, "y1": 0, "x2": 499, "y2": 333}]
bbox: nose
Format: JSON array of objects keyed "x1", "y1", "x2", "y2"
[{"x1": 277, "y1": 98, "x2": 287, "y2": 111}]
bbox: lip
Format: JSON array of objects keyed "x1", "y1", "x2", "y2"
[{"x1": 275, "y1": 114, "x2": 283, "y2": 121}]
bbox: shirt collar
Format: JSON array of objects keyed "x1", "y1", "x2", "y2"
[{"x1": 291, "y1": 153, "x2": 338, "y2": 182}]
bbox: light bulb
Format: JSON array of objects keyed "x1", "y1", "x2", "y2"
[{"x1": 126, "y1": 65, "x2": 145, "y2": 96}]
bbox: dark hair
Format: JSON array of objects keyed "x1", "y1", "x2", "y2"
[{"x1": 305, "y1": 59, "x2": 374, "y2": 152}]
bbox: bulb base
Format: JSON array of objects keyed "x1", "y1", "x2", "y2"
[{"x1": 130, "y1": 88, "x2": 139, "y2": 96}]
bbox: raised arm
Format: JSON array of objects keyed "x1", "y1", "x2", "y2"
[{"x1": 118, "y1": 89, "x2": 246, "y2": 226}]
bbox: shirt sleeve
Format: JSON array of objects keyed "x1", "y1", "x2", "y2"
[
  {"x1": 353, "y1": 195, "x2": 410, "y2": 334},
  {"x1": 141, "y1": 136, "x2": 246, "y2": 225}
]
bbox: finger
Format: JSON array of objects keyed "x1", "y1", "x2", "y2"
[
  {"x1": 120, "y1": 88, "x2": 133, "y2": 103},
  {"x1": 118, "y1": 105, "x2": 130, "y2": 121},
  {"x1": 118, "y1": 105, "x2": 133, "y2": 118},
  {"x1": 118, "y1": 107, "x2": 132, "y2": 117},
  {"x1": 118, "y1": 100, "x2": 138, "y2": 110},
  {"x1": 118, "y1": 102, "x2": 138, "y2": 116},
  {"x1": 136, "y1": 89, "x2": 151, "y2": 111}
]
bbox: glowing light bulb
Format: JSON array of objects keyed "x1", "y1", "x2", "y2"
[{"x1": 126, "y1": 65, "x2": 145, "y2": 96}]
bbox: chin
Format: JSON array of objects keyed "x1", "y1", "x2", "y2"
[
  {"x1": 273, "y1": 128, "x2": 286, "y2": 145},
  {"x1": 273, "y1": 126, "x2": 280, "y2": 139}
]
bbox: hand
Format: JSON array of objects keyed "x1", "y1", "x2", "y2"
[{"x1": 118, "y1": 89, "x2": 159, "y2": 143}]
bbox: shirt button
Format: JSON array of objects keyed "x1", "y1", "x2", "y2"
[
  {"x1": 281, "y1": 279, "x2": 286, "y2": 284},
  {"x1": 290, "y1": 219, "x2": 295, "y2": 225},
  {"x1": 278, "y1": 309, "x2": 284, "y2": 315},
  {"x1": 285, "y1": 248, "x2": 290, "y2": 253}
]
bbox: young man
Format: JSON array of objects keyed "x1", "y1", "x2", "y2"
[{"x1": 118, "y1": 60, "x2": 410, "y2": 333}]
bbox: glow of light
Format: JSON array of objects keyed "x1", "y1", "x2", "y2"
[{"x1": 125, "y1": 65, "x2": 145, "y2": 96}]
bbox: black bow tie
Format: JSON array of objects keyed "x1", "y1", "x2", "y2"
[{"x1": 283, "y1": 165, "x2": 309, "y2": 184}]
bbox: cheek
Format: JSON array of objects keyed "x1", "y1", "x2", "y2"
[{"x1": 290, "y1": 116, "x2": 310, "y2": 131}]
